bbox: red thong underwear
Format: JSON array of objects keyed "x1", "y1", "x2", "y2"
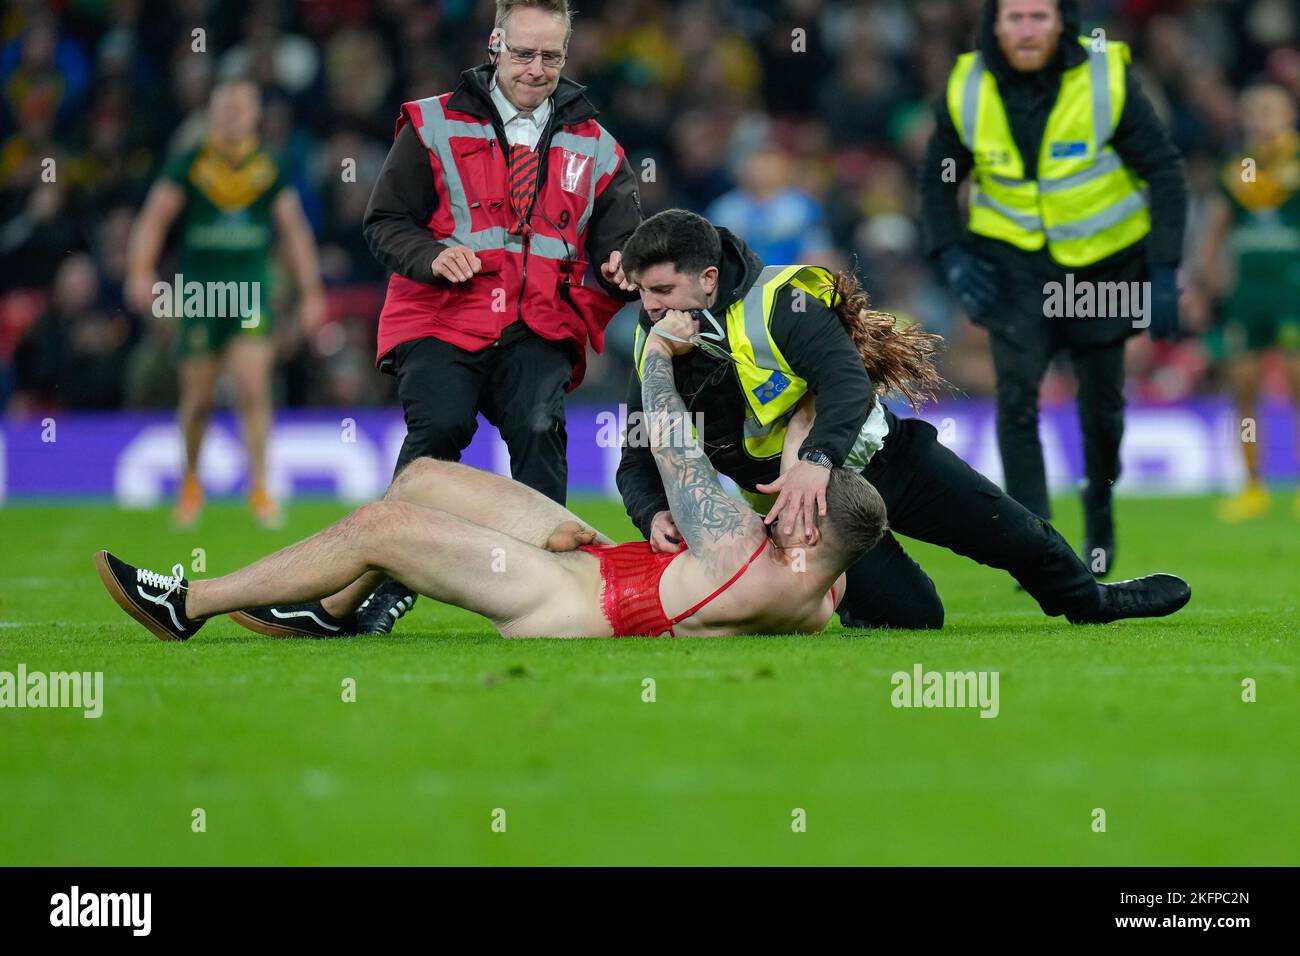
[{"x1": 577, "y1": 537, "x2": 771, "y2": 636}]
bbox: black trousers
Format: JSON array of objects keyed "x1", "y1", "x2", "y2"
[
  {"x1": 971, "y1": 242, "x2": 1139, "y2": 524},
  {"x1": 389, "y1": 321, "x2": 574, "y2": 504},
  {"x1": 987, "y1": 322, "x2": 1127, "y2": 523},
  {"x1": 839, "y1": 410, "x2": 1102, "y2": 629}
]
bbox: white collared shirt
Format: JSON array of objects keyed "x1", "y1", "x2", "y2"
[{"x1": 489, "y1": 74, "x2": 552, "y2": 151}]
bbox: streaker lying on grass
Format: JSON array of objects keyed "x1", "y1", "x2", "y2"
[
  {"x1": 93, "y1": 457, "x2": 1189, "y2": 641},
  {"x1": 96, "y1": 452, "x2": 888, "y2": 639},
  {"x1": 94, "y1": 316, "x2": 1192, "y2": 638}
]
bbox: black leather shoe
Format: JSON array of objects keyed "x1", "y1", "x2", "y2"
[
  {"x1": 354, "y1": 579, "x2": 417, "y2": 635},
  {"x1": 1067, "y1": 573, "x2": 1191, "y2": 624}
]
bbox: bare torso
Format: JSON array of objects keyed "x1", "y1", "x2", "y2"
[{"x1": 660, "y1": 547, "x2": 845, "y2": 637}]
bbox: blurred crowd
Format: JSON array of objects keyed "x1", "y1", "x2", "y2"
[{"x1": 3, "y1": 0, "x2": 1299, "y2": 415}]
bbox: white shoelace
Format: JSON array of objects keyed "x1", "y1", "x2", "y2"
[
  {"x1": 137, "y1": 563, "x2": 186, "y2": 600},
  {"x1": 134, "y1": 563, "x2": 188, "y2": 631}
]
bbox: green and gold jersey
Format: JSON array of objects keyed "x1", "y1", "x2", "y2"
[
  {"x1": 1212, "y1": 130, "x2": 1300, "y2": 354},
  {"x1": 162, "y1": 137, "x2": 286, "y2": 286},
  {"x1": 1217, "y1": 130, "x2": 1300, "y2": 294}
]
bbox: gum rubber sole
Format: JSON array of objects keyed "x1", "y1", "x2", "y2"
[
  {"x1": 229, "y1": 609, "x2": 323, "y2": 639},
  {"x1": 95, "y1": 550, "x2": 186, "y2": 642}
]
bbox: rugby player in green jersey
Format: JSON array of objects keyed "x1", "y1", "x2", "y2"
[
  {"x1": 126, "y1": 79, "x2": 324, "y2": 528},
  {"x1": 1192, "y1": 83, "x2": 1300, "y2": 522}
]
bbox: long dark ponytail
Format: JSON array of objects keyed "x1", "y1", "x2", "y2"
[{"x1": 809, "y1": 269, "x2": 946, "y2": 410}]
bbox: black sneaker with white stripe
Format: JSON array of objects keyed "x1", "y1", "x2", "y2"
[
  {"x1": 229, "y1": 601, "x2": 358, "y2": 639},
  {"x1": 353, "y1": 579, "x2": 417, "y2": 635},
  {"x1": 95, "y1": 551, "x2": 203, "y2": 642}
]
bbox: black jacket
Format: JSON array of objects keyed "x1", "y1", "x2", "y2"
[
  {"x1": 363, "y1": 65, "x2": 643, "y2": 300},
  {"x1": 616, "y1": 227, "x2": 875, "y2": 539},
  {"x1": 919, "y1": 0, "x2": 1186, "y2": 272}
]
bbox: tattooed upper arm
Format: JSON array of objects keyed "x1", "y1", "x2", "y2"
[{"x1": 640, "y1": 348, "x2": 766, "y2": 576}]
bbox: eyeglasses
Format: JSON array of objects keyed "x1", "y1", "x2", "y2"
[{"x1": 498, "y1": 37, "x2": 566, "y2": 69}]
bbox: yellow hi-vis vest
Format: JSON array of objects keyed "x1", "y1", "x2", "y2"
[
  {"x1": 947, "y1": 38, "x2": 1150, "y2": 267},
  {"x1": 632, "y1": 264, "x2": 838, "y2": 461}
]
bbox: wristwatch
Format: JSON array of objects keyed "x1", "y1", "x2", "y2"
[{"x1": 800, "y1": 449, "x2": 834, "y2": 469}]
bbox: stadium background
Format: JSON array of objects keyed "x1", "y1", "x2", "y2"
[
  {"x1": 2, "y1": 0, "x2": 1299, "y2": 869},
  {"x1": 2, "y1": 0, "x2": 1299, "y2": 502}
]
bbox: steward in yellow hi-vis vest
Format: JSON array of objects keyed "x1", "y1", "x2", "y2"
[
  {"x1": 631, "y1": 262, "x2": 837, "y2": 463},
  {"x1": 613, "y1": 209, "x2": 1188, "y2": 633},
  {"x1": 948, "y1": 36, "x2": 1149, "y2": 267},
  {"x1": 920, "y1": 0, "x2": 1187, "y2": 573},
  {"x1": 621, "y1": 232, "x2": 886, "y2": 509}
]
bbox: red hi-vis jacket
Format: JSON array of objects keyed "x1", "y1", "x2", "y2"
[{"x1": 374, "y1": 75, "x2": 635, "y2": 389}]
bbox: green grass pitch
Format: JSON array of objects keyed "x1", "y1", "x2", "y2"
[{"x1": 1, "y1": 494, "x2": 1296, "y2": 865}]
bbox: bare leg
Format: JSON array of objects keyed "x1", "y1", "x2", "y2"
[
  {"x1": 186, "y1": 500, "x2": 596, "y2": 634},
  {"x1": 178, "y1": 356, "x2": 221, "y2": 474},
  {"x1": 384, "y1": 457, "x2": 612, "y2": 546},
  {"x1": 317, "y1": 457, "x2": 613, "y2": 617},
  {"x1": 227, "y1": 337, "x2": 275, "y2": 488},
  {"x1": 1286, "y1": 353, "x2": 1300, "y2": 468},
  {"x1": 320, "y1": 571, "x2": 386, "y2": 618},
  {"x1": 1225, "y1": 353, "x2": 1262, "y2": 481}
]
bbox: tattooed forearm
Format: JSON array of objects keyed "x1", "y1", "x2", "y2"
[{"x1": 641, "y1": 349, "x2": 759, "y2": 568}]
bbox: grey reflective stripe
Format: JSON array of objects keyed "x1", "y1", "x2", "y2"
[
  {"x1": 413, "y1": 96, "x2": 473, "y2": 243},
  {"x1": 463, "y1": 226, "x2": 508, "y2": 252},
  {"x1": 992, "y1": 150, "x2": 1122, "y2": 193},
  {"x1": 988, "y1": 171, "x2": 1029, "y2": 188},
  {"x1": 972, "y1": 189, "x2": 1044, "y2": 231},
  {"x1": 579, "y1": 126, "x2": 620, "y2": 237},
  {"x1": 463, "y1": 229, "x2": 573, "y2": 261},
  {"x1": 594, "y1": 127, "x2": 620, "y2": 180},
  {"x1": 992, "y1": 151, "x2": 1122, "y2": 194},
  {"x1": 550, "y1": 131, "x2": 597, "y2": 158},
  {"x1": 529, "y1": 233, "x2": 574, "y2": 261},
  {"x1": 744, "y1": 414, "x2": 783, "y2": 441},
  {"x1": 740, "y1": 265, "x2": 792, "y2": 371},
  {"x1": 1045, "y1": 188, "x2": 1148, "y2": 241},
  {"x1": 959, "y1": 53, "x2": 984, "y2": 150},
  {"x1": 1090, "y1": 47, "x2": 1112, "y2": 149},
  {"x1": 1040, "y1": 148, "x2": 1123, "y2": 194},
  {"x1": 443, "y1": 119, "x2": 497, "y2": 141}
]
